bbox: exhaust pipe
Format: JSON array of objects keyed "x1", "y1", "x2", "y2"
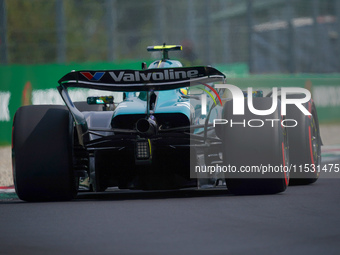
[{"x1": 136, "y1": 117, "x2": 157, "y2": 136}]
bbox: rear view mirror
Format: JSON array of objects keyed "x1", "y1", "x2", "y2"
[{"x1": 87, "y1": 96, "x2": 114, "y2": 105}]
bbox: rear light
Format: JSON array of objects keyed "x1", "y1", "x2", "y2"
[{"x1": 136, "y1": 140, "x2": 150, "y2": 159}]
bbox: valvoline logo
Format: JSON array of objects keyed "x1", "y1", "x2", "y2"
[{"x1": 80, "y1": 72, "x2": 105, "y2": 81}]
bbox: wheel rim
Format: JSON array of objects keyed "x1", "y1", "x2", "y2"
[
  {"x1": 283, "y1": 125, "x2": 290, "y2": 183},
  {"x1": 311, "y1": 116, "x2": 321, "y2": 177}
]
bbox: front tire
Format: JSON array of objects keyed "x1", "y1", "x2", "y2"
[
  {"x1": 286, "y1": 96, "x2": 321, "y2": 185},
  {"x1": 12, "y1": 105, "x2": 77, "y2": 201}
]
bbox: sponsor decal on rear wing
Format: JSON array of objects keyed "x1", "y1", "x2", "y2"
[{"x1": 58, "y1": 66, "x2": 226, "y2": 92}]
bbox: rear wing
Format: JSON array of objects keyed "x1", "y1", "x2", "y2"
[
  {"x1": 58, "y1": 66, "x2": 226, "y2": 92},
  {"x1": 57, "y1": 66, "x2": 226, "y2": 146}
]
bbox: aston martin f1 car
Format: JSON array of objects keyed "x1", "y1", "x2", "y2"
[{"x1": 12, "y1": 45, "x2": 322, "y2": 201}]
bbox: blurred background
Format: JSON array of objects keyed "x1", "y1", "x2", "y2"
[
  {"x1": 0, "y1": 0, "x2": 340, "y2": 145},
  {"x1": 1, "y1": 0, "x2": 339, "y2": 73}
]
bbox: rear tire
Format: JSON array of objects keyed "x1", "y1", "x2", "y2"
[
  {"x1": 221, "y1": 98, "x2": 289, "y2": 195},
  {"x1": 12, "y1": 105, "x2": 77, "y2": 201}
]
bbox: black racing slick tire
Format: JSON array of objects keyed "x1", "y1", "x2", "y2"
[
  {"x1": 285, "y1": 95, "x2": 321, "y2": 185},
  {"x1": 221, "y1": 97, "x2": 289, "y2": 195},
  {"x1": 12, "y1": 105, "x2": 77, "y2": 202}
]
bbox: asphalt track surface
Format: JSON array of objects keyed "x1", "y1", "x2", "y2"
[{"x1": 1, "y1": 159, "x2": 340, "y2": 255}]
